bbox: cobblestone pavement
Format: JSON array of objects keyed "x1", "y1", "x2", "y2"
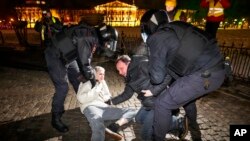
[{"x1": 0, "y1": 60, "x2": 249, "y2": 141}]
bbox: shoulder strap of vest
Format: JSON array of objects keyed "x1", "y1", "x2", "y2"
[
  {"x1": 52, "y1": 17, "x2": 56, "y2": 23},
  {"x1": 159, "y1": 21, "x2": 190, "y2": 39},
  {"x1": 64, "y1": 23, "x2": 95, "y2": 39},
  {"x1": 173, "y1": 10, "x2": 182, "y2": 21},
  {"x1": 160, "y1": 21, "x2": 215, "y2": 44}
]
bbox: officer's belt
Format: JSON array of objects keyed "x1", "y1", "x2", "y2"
[
  {"x1": 200, "y1": 61, "x2": 224, "y2": 78},
  {"x1": 167, "y1": 60, "x2": 224, "y2": 80}
]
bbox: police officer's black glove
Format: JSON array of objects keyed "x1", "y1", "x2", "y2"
[
  {"x1": 83, "y1": 66, "x2": 95, "y2": 80},
  {"x1": 105, "y1": 99, "x2": 112, "y2": 105},
  {"x1": 90, "y1": 78, "x2": 96, "y2": 88},
  {"x1": 77, "y1": 74, "x2": 87, "y2": 83},
  {"x1": 141, "y1": 96, "x2": 155, "y2": 110}
]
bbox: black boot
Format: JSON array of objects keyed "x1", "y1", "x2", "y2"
[
  {"x1": 152, "y1": 134, "x2": 165, "y2": 141},
  {"x1": 172, "y1": 108, "x2": 180, "y2": 116},
  {"x1": 178, "y1": 116, "x2": 189, "y2": 140},
  {"x1": 105, "y1": 123, "x2": 123, "y2": 140},
  {"x1": 51, "y1": 113, "x2": 69, "y2": 133},
  {"x1": 189, "y1": 120, "x2": 202, "y2": 141}
]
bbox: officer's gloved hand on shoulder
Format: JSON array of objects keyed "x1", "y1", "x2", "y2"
[
  {"x1": 90, "y1": 78, "x2": 96, "y2": 88},
  {"x1": 141, "y1": 96, "x2": 155, "y2": 110},
  {"x1": 77, "y1": 74, "x2": 96, "y2": 88},
  {"x1": 77, "y1": 74, "x2": 87, "y2": 83}
]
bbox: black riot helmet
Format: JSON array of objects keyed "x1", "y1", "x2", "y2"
[
  {"x1": 96, "y1": 24, "x2": 118, "y2": 56},
  {"x1": 140, "y1": 9, "x2": 169, "y2": 36},
  {"x1": 41, "y1": 7, "x2": 51, "y2": 18},
  {"x1": 97, "y1": 23, "x2": 118, "y2": 42}
]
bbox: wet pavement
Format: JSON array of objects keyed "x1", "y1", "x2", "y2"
[{"x1": 0, "y1": 49, "x2": 249, "y2": 141}]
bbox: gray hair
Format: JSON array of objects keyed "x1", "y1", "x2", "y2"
[
  {"x1": 115, "y1": 55, "x2": 131, "y2": 65},
  {"x1": 95, "y1": 66, "x2": 105, "y2": 74}
]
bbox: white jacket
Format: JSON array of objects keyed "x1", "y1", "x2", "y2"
[{"x1": 76, "y1": 80, "x2": 112, "y2": 113}]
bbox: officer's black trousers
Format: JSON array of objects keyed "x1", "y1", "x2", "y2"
[
  {"x1": 45, "y1": 46, "x2": 80, "y2": 114},
  {"x1": 153, "y1": 70, "x2": 225, "y2": 140}
]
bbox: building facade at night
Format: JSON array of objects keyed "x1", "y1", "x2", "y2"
[
  {"x1": 94, "y1": 0, "x2": 145, "y2": 27},
  {"x1": 15, "y1": 0, "x2": 47, "y2": 28},
  {"x1": 15, "y1": 0, "x2": 146, "y2": 28}
]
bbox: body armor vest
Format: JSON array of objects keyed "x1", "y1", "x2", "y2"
[{"x1": 162, "y1": 21, "x2": 215, "y2": 76}]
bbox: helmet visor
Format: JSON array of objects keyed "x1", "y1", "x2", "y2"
[
  {"x1": 141, "y1": 32, "x2": 148, "y2": 43},
  {"x1": 103, "y1": 40, "x2": 117, "y2": 57}
]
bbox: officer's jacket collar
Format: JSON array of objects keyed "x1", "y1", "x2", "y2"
[{"x1": 125, "y1": 55, "x2": 148, "y2": 82}]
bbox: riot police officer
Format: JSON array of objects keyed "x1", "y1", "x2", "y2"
[
  {"x1": 140, "y1": 9, "x2": 225, "y2": 141},
  {"x1": 35, "y1": 11, "x2": 118, "y2": 132}
]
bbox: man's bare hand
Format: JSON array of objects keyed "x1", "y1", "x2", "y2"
[{"x1": 141, "y1": 90, "x2": 153, "y2": 97}]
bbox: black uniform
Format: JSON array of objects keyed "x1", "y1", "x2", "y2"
[
  {"x1": 35, "y1": 15, "x2": 101, "y2": 132},
  {"x1": 110, "y1": 55, "x2": 178, "y2": 140},
  {"x1": 111, "y1": 55, "x2": 171, "y2": 106},
  {"x1": 147, "y1": 22, "x2": 226, "y2": 140},
  {"x1": 47, "y1": 23, "x2": 99, "y2": 132}
]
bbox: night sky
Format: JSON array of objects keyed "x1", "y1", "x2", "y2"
[
  {"x1": 0, "y1": 0, "x2": 166, "y2": 19},
  {"x1": 45, "y1": 0, "x2": 166, "y2": 10},
  {"x1": 0, "y1": 0, "x2": 249, "y2": 19}
]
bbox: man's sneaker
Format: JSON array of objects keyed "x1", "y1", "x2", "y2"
[
  {"x1": 105, "y1": 123, "x2": 123, "y2": 140},
  {"x1": 178, "y1": 116, "x2": 189, "y2": 140},
  {"x1": 172, "y1": 108, "x2": 180, "y2": 116}
]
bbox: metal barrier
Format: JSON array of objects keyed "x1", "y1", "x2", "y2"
[
  {"x1": 220, "y1": 45, "x2": 250, "y2": 82},
  {"x1": 0, "y1": 31, "x2": 5, "y2": 45},
  {"x1": 118, "y1": 35, "x2": 250, "y2": 82},
  {"x1": 119, "y1": 35, "x2": 142, "y2": 55}
]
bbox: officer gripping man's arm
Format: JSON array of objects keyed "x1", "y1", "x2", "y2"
[
  {"x1": 53, "y1": 23, "x2": 118, "y2": 88},
  {"x1": 74, "y1": 32, "x2": 98, "y2": 87},
  {"x1": 45, "y1": 22, "x2": 118, "y2": 133}
]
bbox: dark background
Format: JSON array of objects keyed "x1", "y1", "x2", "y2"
[{"x1": 0, "y1": 0, "x2": 249, "y2": 20}]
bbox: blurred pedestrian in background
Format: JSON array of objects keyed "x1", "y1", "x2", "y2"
[
  {"x1": 200, "y1": 0, "x2": 231, "y2": 38},
  {"x1": 165, "y1": 0, "x2": 187, "y2": 22}
]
